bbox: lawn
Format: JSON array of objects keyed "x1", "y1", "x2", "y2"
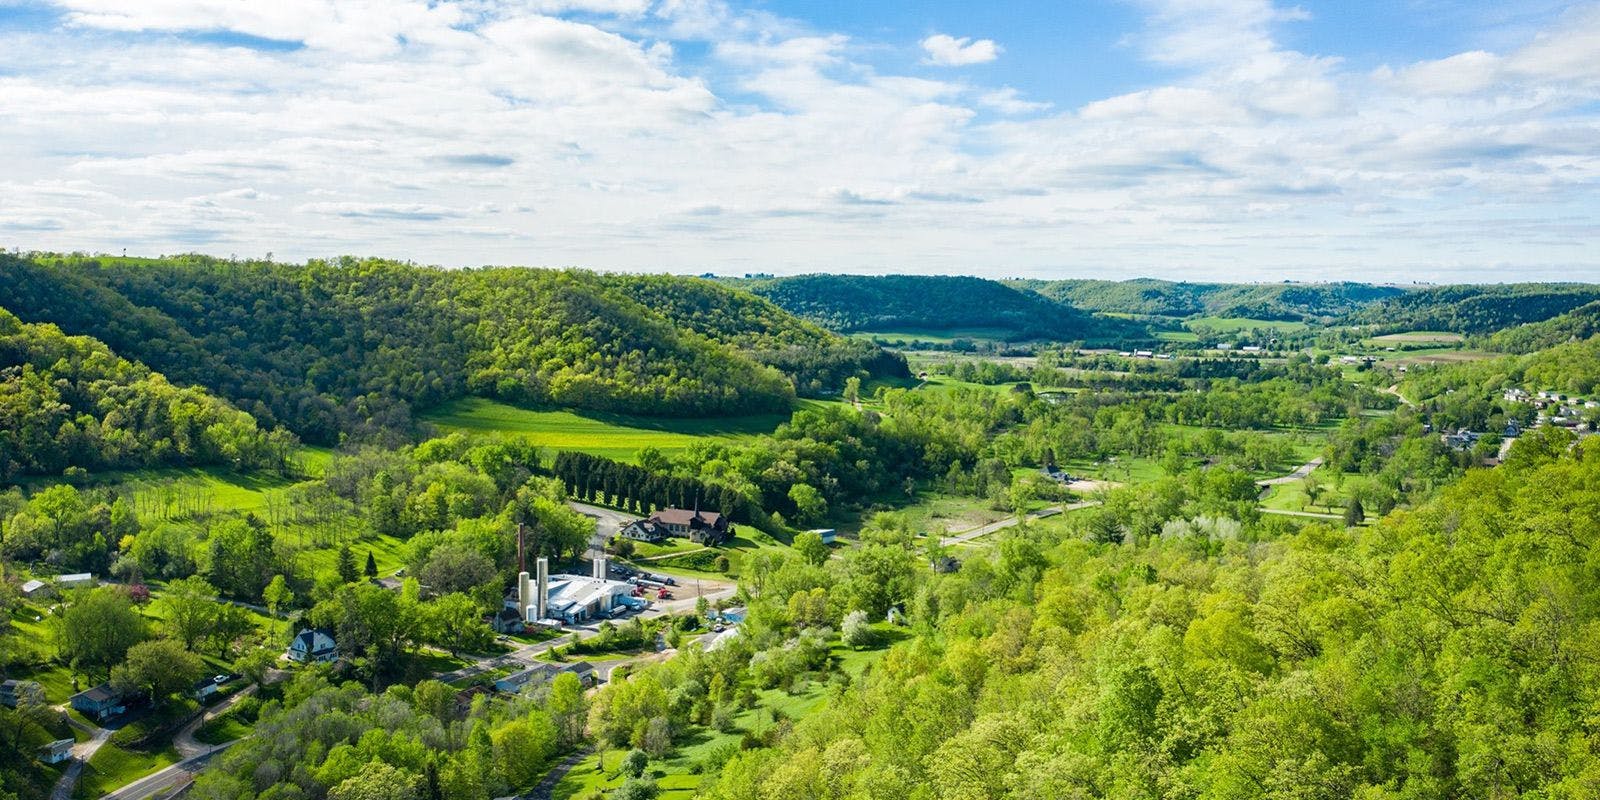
[
  {"x1": 1367, "y1": 331, "x2": 1464, "y2": 345},
  {"x1": 75, "y1": 742, "x2": 180, "y2": 799},
  {"x1": 418, "y1": 398, "x2": 796, "y2": 463},
  {"x1": 551, "y1": 630, "x2": 897, "y2": 800}
]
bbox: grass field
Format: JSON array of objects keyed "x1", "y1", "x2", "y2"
[
  {"x1": 1186, "y1": 316, "x2": 1308, "y2": 334},
  {"x1": 419, "y1": 398, "x2": 798, "y2": 463},
  {"x1": 1368, "y1": 331, "x2": 1464, "y2": 345},
  {"x1": 75, "y1": 743, "x2": 179, "y2": 799},
  {"x1": 849, "y1": 327, "x2": 1019, "y2": 345},
  {"x1": 551, "y1": 627, "x2": 898, "y2": 799}
]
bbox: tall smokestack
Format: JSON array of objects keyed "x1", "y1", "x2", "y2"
[
  {"x1": 516, "y1": 523, "x2": 526, "y2": 574},
  {"x1": 535, "y1": 557, "x2": 549, "y2": 621}
]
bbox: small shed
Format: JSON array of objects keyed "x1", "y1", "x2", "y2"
[
  {"x1": 19, "y1": 579, "x2": 46, "y2": 598},
  {"x1": 40, "y1": 739, "x2": 75, "y2": 764}
]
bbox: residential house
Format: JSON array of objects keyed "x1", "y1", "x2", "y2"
[
  {"x1": 646, "y1": 507, "x2": 732, "y2": 545},
  {"x1": 618, "y1": 519, "x2": 669, "y2": 543},
  {"x1": 1040, "y1": 464, "x2": 1074, "y2": 484},
  {"x1": 1503, "y1": 420, "x2": 1524, "y2": 438},
  {"x1": 286, "y1": 628, "x2": 339, "y2": 663},
  {"x1": 40, "y1": 739, "x2": 74, "y2": 764},
  {"x1": 494, "y1": 664, "x2": 559, "y2": 693},
  {"x1": 70, "y1": 684, "x2": 125, "y2": 721},
  {"x1": 487, "y1": 607, "x2": 524, "y2": 634},
  {"x1": 1441, "y1": 429, "x2": 1482, "y2": 450}
]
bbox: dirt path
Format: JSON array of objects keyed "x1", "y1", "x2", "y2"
[
  {"x1": 1261, "y1": 508, "x2": 1345, "y2": 521},
  {"x1": 1385, "y1": 384, "x2": 1418, "y2": 408}
]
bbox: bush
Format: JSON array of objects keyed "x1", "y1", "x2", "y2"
[{"x1": 620, "y1": 748, "x2": 649, "y2": 779}]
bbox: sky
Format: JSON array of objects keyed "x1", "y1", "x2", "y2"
[{"x1": 1, "y1": 0, "x2": 1598, "y2": 282}]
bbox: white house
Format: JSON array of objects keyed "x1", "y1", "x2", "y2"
[
  {"x1": 287, "y1": 628, "x2": 339, "y2": 663},
  {"x1": 40, "y1": 739, "x2": 74, "y2": 764}
]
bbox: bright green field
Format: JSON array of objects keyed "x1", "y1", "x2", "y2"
[
  {"x1": 419, "y1": 398, "x2": 800, "y2": 463},
  {"x1": 1186, "y1": 316, "x2": 1308, "y2": 334},
  {"x1": 75, "y1": 743, "x2": 179, "y2": 799}
]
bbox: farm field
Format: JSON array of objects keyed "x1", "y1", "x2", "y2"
[
  {"x1": 419, "y1": 397, "x2": 800, "y2": 462},
  {"x1": 1368, "y1": 331, "x2": 1464, "y2": 345},
  {"x1": 1185, "y1": 316, "x2": 1308, "y2": 334}
]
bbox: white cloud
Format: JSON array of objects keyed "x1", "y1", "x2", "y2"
[
  {"x1": 920, "y1": 33, "x2": 1000, "y2": 66},
  {"x1": 0, "y1": 0, "x2": 1597, "y2": 280}
]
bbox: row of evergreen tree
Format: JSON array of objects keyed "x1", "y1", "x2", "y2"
[{"x1": 550, "y1": 451, "x2": 759, "y2": 526}]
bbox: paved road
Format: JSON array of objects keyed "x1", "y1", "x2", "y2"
[
  {"x1": 940, "y1": 501, "x2": 1099, "y2": 547},
  {"x1": 99, "y1": 745, "x2": 234, "y2": 800},
  {"x1": 496, "y1": 749, "x2": 592, "y2": 800},
  {"x1": 174, "y1": 686, "x2": 258, "y2": 759},
  {"x1": 1256, "y1": 457, "x2": 1324, "y2": 487},
  {"x1": 569, "y1": 501, "x2": 638, "y2": 559}
]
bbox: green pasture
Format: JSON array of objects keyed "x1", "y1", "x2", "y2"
[
  {"x1": 419, "y1": 398, "x2": 795, "y2": 463},
  {"x1": 1186, "y1": 316, "x2": 1308, "y2": 334}
]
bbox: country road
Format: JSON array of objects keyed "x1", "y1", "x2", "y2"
[
  {"x1": 940, "y1": 501, "x2": 1100, "y2": 546},
  {"x1": 98, "y1": 744, "x2": 234, "y2": 800},
  {"x1": 1256, "y1": 457, "x2": 1324, "y2": 487}
]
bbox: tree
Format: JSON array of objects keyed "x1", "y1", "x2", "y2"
[
  {"x1": 263, "y1": 574, "x2": 293, "y2": 619},
  {"x1": 841, "y1": 610, "x2": 875, "y2": 649},
  {"x1": 787, "y1": 484, "x2": 827, "y2": 525},
  {"x1": 57, "y1": 586, "x2": 148, "y2": 676},
  {"x1": 112, "y1": 638, "x2": 204, "y2": 706},
  {"x1": 163, "y1": 576, "x2": 220, "y2": 650},
  {"x1": 493, "y1": 712, "x2": 559, "y2": 789},
  {"x1": 365, "y1": 550, "x2": 379, "y2": 579},
  {"x1": 425, "y1": 593, "x2": 493, "y2": 656},
  {"x1": 792, "y1": 530, "x2": 829, "y2": 566},
  {"x1": 1344, "y1": 497, "x2": 1366, "y2": 527},
  {"x1": 613, "y1": 778, "x2": 659, "y2": 800},
  {"x1": 337, "y1": 544, "x2": 360, "y2": 584},
  {"x1": 232, "y1": 648, "x2": 277, "y2": 687},
  {"x1": 328, "y1": 760, "x2": 420, "y2": 800},
  {"x1": 208, "y1": 603, "x2": 254, "y2": 658},
  {"x1": 620, "y1": 749, "x2": 649, "y2": 779},
  {"x1": 844, "y1": 376, "x2": 861, "y2": 404},
  {"x1": 548, "y1": 671, "x2": 587, "y2": 747}
]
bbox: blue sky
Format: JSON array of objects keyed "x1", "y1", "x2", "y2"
[{"x1": 1, "y1": 0, "x2": 1598, "y2": 281}]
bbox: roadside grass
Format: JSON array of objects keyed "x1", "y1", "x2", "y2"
[
  {"x1": 193, "y1": 711, "x2": 253, "y2": 745},
  {"x1": 1257, "y1": 469, "x2": 1357, "y2": 513},
  {"x1": 74, "y1": 742, "x2": 180, "y2": 799},
  {"x1": 418, "y1": 397, "x2": 794, "y2": 463}
]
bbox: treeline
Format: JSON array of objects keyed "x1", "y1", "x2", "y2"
[
  {"x1": 0, "y1": 254, "x2": 902, "y2": 445},
  {"x1": 0, "y1": 307, "x2": 298, "y2": 479},
  {"x1": 1013, "y1": 278, "x2": 1403, "y2": 320},
  {"x1": 551, "y1": 450, "x2": 761, "y2": 524},
  {"x1": 1349, "y1": 282, "x2": 1600, "y2": 335},
  {"x1": 737, "y1": 273, "x2": 1124, "y2": 342}
]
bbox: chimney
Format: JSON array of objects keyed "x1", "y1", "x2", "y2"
[
  {"x1": 593, "y1": 557, "x2": 608, "y2": 580},
  {"x1": 535, "y1": 557, "x2": 549, "y2": 621},
  {"x1": 516, "y1": 523, "x2": 526, "y2": 574}
]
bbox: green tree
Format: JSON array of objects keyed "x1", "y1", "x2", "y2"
[
  {"x1": 1344, "y1": 497, "x2": 1365, "y2": 527},
  {"x1": 548, "y1": 671, "x2": 587, "y2": 747},
  {"x1": 57, "y1": 586, "x2": 148, "y2": 677},
  {"x1": 364, "y1": 550, "x2": 379, "y2": 579},
  {"x1": 111, "y1": 638, "x2": 204, "y2": 707},
  {"x1": 337, "y1": 544, "x2": 360, "y2": 584},
  {"x1": 787, "y1": 483, "x2": 827, "y2": 525},
  {"x1": 425, "y1": 594, "x2": 493, "y2": 656},
  {"x1": 792, "y1": 530, "x2": 829, "y2": 566},
  {"x1": 163, "y1": 575, "x2": 220, "y2": 650},
  {"x1": 263, "y1": 574, "x2": 293, "y2": 619}
]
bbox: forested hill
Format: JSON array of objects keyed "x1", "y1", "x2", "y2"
[
  {"x1": 734, "y1": 274, "x2": 1122, "y2": 342},
  {"x1": 1346, "y1": 283, "x2": 1600, "y2": 334},
  {"x1": 1486, "y1": 300, "x2": 1600, "y2": 353},
  {"x1": 0, "y1": 254, "x2": 900, "y2": 444},
  {"x1": 0, "y1": 307, "x2": 297, "y2": 479},
  {"x1": 1011, "y1": 278, "x2": 1405, "y2": 320},
  {"x1": 702, "y1": 432, "x2": 1600, "y2": 799}
]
